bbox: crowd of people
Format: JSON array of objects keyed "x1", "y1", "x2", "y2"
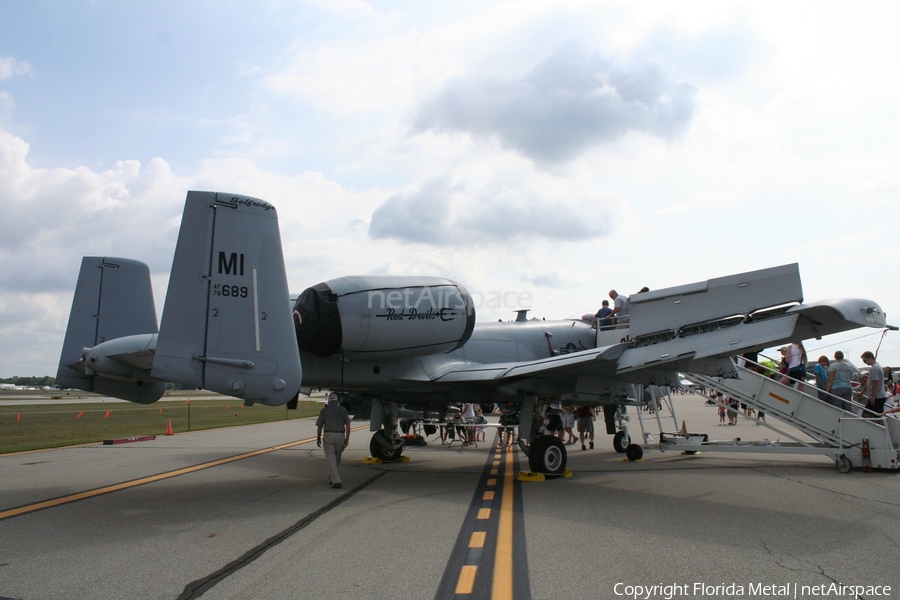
[
  {"x1": 774, "y1": 344, "x2": 897, "y2": 417},
  {"x1": 706, "y1": 345, "x2": 899, "y2": 428},
  {"x1": 541, "y1": 402, "x2": 597, "y2": 450}
]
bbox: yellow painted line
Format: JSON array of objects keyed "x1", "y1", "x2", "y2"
[
  {"x1": 486, "y1": 478, "x2": 497, "y2": 486},
  {"x1": 469, "y1": 531, "x2": 486, "y2": 548},
  {"x1": 477, "y1": 508, "x2": 491, "y2": 519},
  {"x1": 456, "y1": 565, "x2": 478, "y2": 594},
  {"x1": 0, "y1": 432, "x2": 328, "y2": 521},
  {"x1": 490, "y1": 468, "x2": 498, "y2": 475},
  {"x1": 483, "y1": 491, "x2": 495, "y2": 501},
  {"x1": 492, "y1": 444, "x2": 514, "y2": 600}
]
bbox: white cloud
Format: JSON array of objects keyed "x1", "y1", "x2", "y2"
[
  {"x1": 412, "y1": 41, "x2": 697, "y2": 165},
  {"x1": 0, "y1": 55, "x2": 33, "y2": 81},
  {"x1": 368, "y1": 170, "x2": 613, "y2": 246},
  {"x1": 1, "y1": 2, "x2": 900, "y2": 378}
]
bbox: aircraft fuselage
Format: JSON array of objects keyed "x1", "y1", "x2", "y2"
[{"x1": 300, "y1": 319, "x2": 606, "y2": 402}]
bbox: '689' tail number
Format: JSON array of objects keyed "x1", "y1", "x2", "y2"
[{"x1": 213, "y1": 283, "x2": 249, "y2": 298}]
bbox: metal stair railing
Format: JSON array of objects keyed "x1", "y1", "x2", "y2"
[{"x1": 688, "y1": 360, "x2": 900, "y2": 470}]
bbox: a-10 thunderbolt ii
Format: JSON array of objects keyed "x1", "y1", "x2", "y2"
[{"x1": 57, "y1": 191, "x2": 891, "y2": 475}]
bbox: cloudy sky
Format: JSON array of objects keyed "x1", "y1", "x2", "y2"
[{"x1": 1, "y1": 1, "x2": 898, "y2": 378}]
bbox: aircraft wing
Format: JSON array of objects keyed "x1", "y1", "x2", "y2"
[
  {"x1": 417, "y1": 268, "x2": 891, "y2": 398},
  {"x1": 427, "y1": 343, "x2": 627, "y2": 383}
]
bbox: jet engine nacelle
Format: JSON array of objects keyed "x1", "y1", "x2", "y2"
[
  {"x1": 293, "y1": 276, "x2": 476, "y2": 359},
  {"x1": 79, "y1": 333, "x2": 167, "y2": 404}
]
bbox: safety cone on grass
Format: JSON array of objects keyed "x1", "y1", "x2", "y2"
[{"x1": 165, "y1": 419, "x2": 174, "y2": 436}]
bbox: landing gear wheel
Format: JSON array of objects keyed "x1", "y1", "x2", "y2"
[
  {"x1": 369, "y1": 431, "x2": 404, "y2": 462},
  {"x1": 625, "y1": 444, "x2": 643, "y2": 461},
  {"x1": 613, "y1": 430, "x2": 630, "y2": 453},
  {"x1": 836, "y1": 454, "x2": 852, "y2": 474},
  {"x1": 528, "y1": 435, "x2": 567, "y2": 476}
]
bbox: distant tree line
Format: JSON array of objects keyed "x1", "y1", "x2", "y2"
[
  {"x1": 0, "y1": 376, "x2": 193, "y2": 390},
  {"x1": 0, "y1": 376, "x2": 56, "y2": 387}
]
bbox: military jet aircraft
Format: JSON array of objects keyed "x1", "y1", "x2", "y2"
[{"x1": 57, "y1": 191, "x2": 891, "y2": 474}]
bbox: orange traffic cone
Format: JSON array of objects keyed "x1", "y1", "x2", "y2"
[{"x1": 165, "y1": 419, "x2": 173, "y2": 436}]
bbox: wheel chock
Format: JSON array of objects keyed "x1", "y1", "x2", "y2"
[
  {"x1": 544, "y1": 468, "x2": 574, "y2": 480},
  {"x1": 516, "y1": 469, "x2": 574, "y2": 481},
  {"x1": 363, "y1": 455, "x2": 410, "y2": 464}
]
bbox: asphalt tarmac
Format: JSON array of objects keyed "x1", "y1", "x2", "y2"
[{"x1": 1, "y1": 394, "x2": 898, "y2": 600}]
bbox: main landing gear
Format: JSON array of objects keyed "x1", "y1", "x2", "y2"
[
  {"x1": 369, "y1": 400, "x2": 406, "y2": 462},
  {"x1": 519, "y1": 401, "x2": 643, "y2": 472},
  {"x1": 519, "y1": 399, "x2": 568, "y2": 476},
  {"x1": 527, "y1": 434, "x2": 567, "y2": 475}
]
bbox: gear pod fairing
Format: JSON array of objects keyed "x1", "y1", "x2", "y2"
[{"x1": 293, "y1": 276, "x2": 476, "y2": 359}]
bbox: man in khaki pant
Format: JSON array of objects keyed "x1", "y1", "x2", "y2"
[{"x1": 316, "y1": 392, "x2": 351, "y2": 488}]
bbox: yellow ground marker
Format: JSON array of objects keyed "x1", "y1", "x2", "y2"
[{"x1": 456, "y1": 565, "x2": 477, "y2": 594}]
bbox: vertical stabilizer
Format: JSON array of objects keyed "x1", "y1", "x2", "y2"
[
  {"x1": 152, "y1": 192, "x2": 302, "y2": 405},
  {"x1": 56, "y1": 257, "x2": 164, "y2": 403}
]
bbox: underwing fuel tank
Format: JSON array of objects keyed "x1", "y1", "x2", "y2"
[{"x1": 293, "y1": 276, "x2": 476, "y2": 358}]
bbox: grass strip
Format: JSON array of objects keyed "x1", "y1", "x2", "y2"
[{"x1": 0, "y1": 398, "x2": 322, "y2": 454}]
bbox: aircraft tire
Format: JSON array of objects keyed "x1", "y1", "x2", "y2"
[
  {"x1": 528, "y1": 435, "x2": 567, "y2": 476},
  {"x1": 370, "y1": 431, "x2": 403, "y2": 462},
  {"x1": 625, "y1": 444, "x2": 643, "y2": 461},
  {"x1": 612, "y1": 430, "x2": 630, "y2": 453}
]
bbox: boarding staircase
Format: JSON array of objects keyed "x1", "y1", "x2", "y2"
[{"x1": 687, "y1": 363, "x2": 900, "y2": 471}]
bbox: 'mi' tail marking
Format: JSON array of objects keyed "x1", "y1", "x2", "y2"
[{"x1": 151, "y1": 192, "x2": 301, "y2": 405}]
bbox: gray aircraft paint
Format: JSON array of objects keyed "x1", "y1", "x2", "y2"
[{"x1": 56, "y1": 191, "x2": 892, "y2": 471}]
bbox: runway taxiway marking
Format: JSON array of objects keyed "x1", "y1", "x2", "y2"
[
  {"x1": 434, "y1": 433, "x2": 531, "y2": 600},
  {"x1": 0, "y1": 425, "x2": 368, "y2": 521}
]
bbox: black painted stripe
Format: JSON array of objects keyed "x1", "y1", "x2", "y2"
[{"x1": 433, "y1": 432, "x2": 530, "y2": 600}]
